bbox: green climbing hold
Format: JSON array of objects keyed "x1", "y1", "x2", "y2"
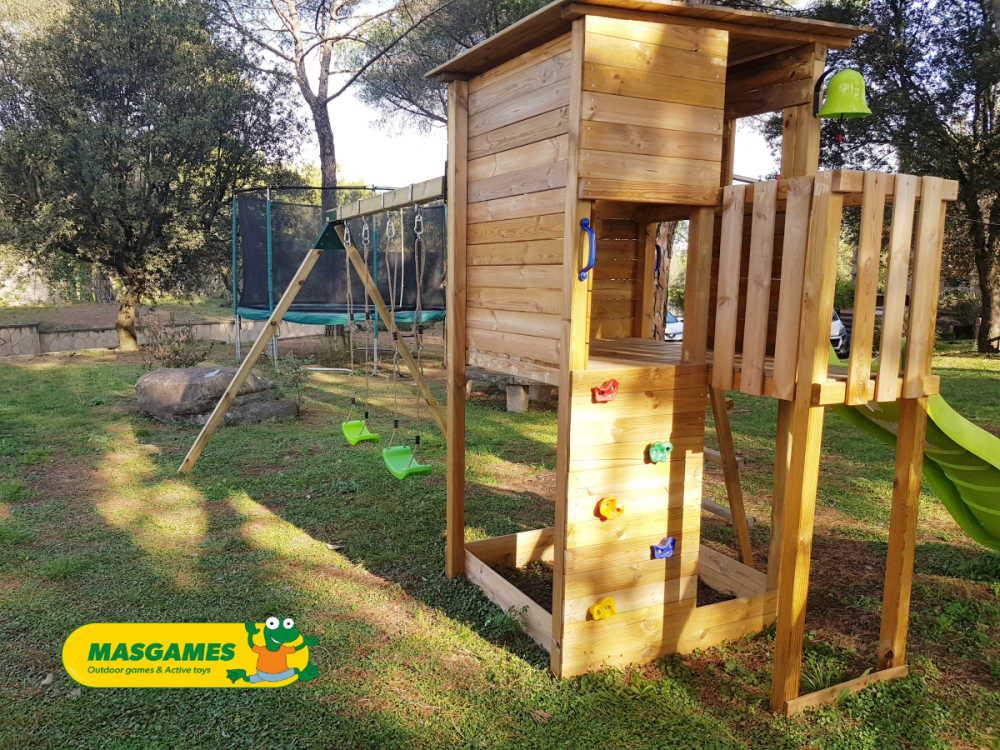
[
  {"x1": 342, "y1": 420, "x2": 379, "y2": 446},
  {"x1": 382, "y1": 445, "x2": 432, "y2": 480},
  {"x1": 648, "y1": 441, "x2": 673, "y2": 464}
]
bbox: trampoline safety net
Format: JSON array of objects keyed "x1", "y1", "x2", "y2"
[{"x1": 235, "y1": 191, "x2": 445, "y2": 326}]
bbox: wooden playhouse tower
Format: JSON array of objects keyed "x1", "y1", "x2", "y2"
[{"x1": 431, "y1": 0, "x2": 957, "y2": 715}]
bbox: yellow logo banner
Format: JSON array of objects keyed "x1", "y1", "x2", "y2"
[{"x1": 63, "y1": 619, "x2": 318, "y2": 688}]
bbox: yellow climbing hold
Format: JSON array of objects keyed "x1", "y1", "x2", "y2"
[
  {"x1": 588, "y1": 597, "x2": 617, "y2": 621},
  {"x1": 596, "y1": 496, "x2": 624, "y2": 521}
]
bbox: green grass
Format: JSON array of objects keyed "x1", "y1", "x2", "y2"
[{"x1": 0, "y1": 347, "x2": 996, "y2": 749}]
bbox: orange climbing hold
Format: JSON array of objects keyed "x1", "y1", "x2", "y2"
[{"x1": 596, "y1": 496, "x2": 624, "y2": 521}]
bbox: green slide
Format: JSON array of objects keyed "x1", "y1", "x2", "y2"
[{"x1": 838, "y1": 396, "x2": 1000, "y2": 552}]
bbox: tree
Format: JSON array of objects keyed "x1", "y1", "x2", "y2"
[
  {"x1": 353, "y1": 0, "x2": 798, "y2": 128},
  {"x1": 807, "y1": 0, "x2": 999, "y2": 352},
  {"x1": 0, "y1": 0, "x2": 300, "y2": 350},
  {"x1": 211, "y1": 0, "x2": 458, "y2": 211}
]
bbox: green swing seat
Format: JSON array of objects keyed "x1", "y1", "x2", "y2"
[
  {"x1": 342, "y1": 420, "x2": 380, "y2": 446},
  {"x1": 382, "y1": 445, "x2": 432, "y2": 480}
]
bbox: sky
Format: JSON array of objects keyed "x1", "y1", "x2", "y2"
[{"x1": 306, "y1": 91, "x2": 780, "y2": 190}]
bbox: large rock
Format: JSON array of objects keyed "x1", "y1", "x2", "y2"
[{"x1": 136, "y1": 367, "x2": 297, "y2": 425}]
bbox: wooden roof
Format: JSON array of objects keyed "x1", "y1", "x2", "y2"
[{"x1": 427, "y1": 0, "x2": 869, "y2": 80}]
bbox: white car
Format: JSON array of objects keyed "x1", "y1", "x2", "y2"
[
  {"x1": 664, "y1": 311, "x2": 684, "y2": 341},
  {"x1": 831, "y1": 310, "x2": 850, "y2": 358}
]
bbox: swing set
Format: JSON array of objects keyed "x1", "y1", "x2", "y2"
[{"x1": 178, "y1": 177, "x2": 448, "y2": 481}]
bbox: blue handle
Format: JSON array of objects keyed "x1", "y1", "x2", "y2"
[{"x1": 579, "y1": 218, "x2": 597, "y2": 281}]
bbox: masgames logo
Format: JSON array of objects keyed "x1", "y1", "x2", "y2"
[{"x1": 63, "y1": 618, "x2": 319, "y2": 688}]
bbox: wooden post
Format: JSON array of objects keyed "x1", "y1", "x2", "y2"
[
  {"x1": 768, "y1": 43, "x2": 826, "y2": 590},
  {"x1": 682, "y1": 207, "x2": 715, "y2": 364},
  {"x1": 710, "y1": 387, "x2": 755, "y2": 566},
  {"x1": 770, "y1": 173, "x2": 843, "y2": 713},
  {"x1": 178, "y1": 247, "x2": 324, "y2": 474},
  {"x1": 445, "y1": 79, "x2": 469, "y2": 579},
  {"x1": 551, "y1": 16, "x2": 590, "y2": 677},
  {"x1": 638, "y1": 222, "x2": 658, "y2": 338},
  {"x1": 878, "y1": 397, "x2": 928, "y2": 669}
]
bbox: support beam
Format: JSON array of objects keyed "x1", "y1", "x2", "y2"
[
  {"x1": 878, "y1": 397, "x2": 928, "y2": 668},
  {"x1": 446, "y1": 80, "x2": 469, "y2": 579},
  {"x1": 178, "y1": 248, "x2": 323, "y2": 474},
  {"x1": 785, "y1": 666, "x2": 909, "y2": 717},
  {"x1": 770, "y1": 173, "x2": 844, "y2": 713},
  {"x1": 710, "y1": 388, "x2": 754, "y2": 566}
]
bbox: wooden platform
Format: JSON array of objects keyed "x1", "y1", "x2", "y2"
[{"x1": 588, "y1": 338, "x2": 940, "y2": 405}]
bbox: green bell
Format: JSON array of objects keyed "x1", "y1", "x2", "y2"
[{"x1": 817, "y1": 69, "x2": 872, "y2": 119}]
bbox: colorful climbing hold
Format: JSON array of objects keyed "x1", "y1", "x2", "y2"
[
  {"x1": 588, "y1": 596, "x2": 617, "y2": 621},
  {"x1": 596, "y1": 496, "x2": 624, "y2": 521},
  {"x1": 651, "y1": 537, "x2": 676, "y2": 560},
  {"x1": 648, "y1": 441, "x2": 673, "y2": 464},
  {"x1": 592, "y1": 379, "x2": 619, "y2": 403}
]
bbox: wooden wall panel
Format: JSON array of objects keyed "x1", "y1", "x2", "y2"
[
  {"x1": 465, "y1": 37, "x2": 573, "y2": 378},
  {"x1": 577, "y1": 17, "x2": 727, "y2": 205}
]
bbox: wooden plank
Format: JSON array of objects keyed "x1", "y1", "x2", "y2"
[
  {"x1": 465, "y1": 550, "x2": 554, "y2": 652},
  {"x1": 683, "y1": 207, "x2": 716, "y2": 363},
  {"x1": 579, "y1": 149, "x2": 722, "y2": 188},
  {"x1": 468, "y1": 135, "x2": 570, "y2": 183},
  {"x1": 468, "y1": 107, "x2": 570, "y2": 161},
  {"x1": 468, "y1": 188, "x2": 565, "y2": 225},
  {"x1": 468, "y1": 32, "x2": 571, "y2": 92},
  {"x1": 584, "y1": 14, "x2": 728, "y2": 57},
  {"x1": 571, "y1": 363, "x2": 707, "y2": 394},
  {"x1": 469, "y1": 51, "x2": 571, "y2": 115},
  {"x1": 468, "y1": 160, "x2": 569, "y2": 203},
  {"x1": 700, "y1": 546, "x2": 766, "y2": 599},
  {"x1": 785, "y1": 666, "x2": 909, "y2": 717},
  {"x1": 583, "y1": 62, "x2": 724, "y2": 109},
  {"x1": 345, "y1": 239, "x2": 447, "y2": 436},
  {"x1": 875, "y1": 174, "x2": 918, "y2": 402},
  {"x1": 584, "y1": 30, "x2": 726, "y2": 83},
  {"x1": 467, "y1": 264, "x2": 563, "y2": 290},
  {"x1": 468, "y1": 80, "x2": 572, "y2": 137},
  {"x1": 445, "y1": 80, "x2": 469, "y2": 579},
  {"x1": 568, "y1": 410, "x2": 706, "y2": 447},
  {"x1": 740, "y1": 179, "x2": 778, "y2": 396},
  {"x1": 779, "y1": 46, "x2": 826, "y2": 178},
  {"x1": 710, "y1": 388, "x2": 755, "y2": 565},
  {"x1": 551, "y1": 16, "x2": 588, "y2": 679},
  {"x1": 878, "y1": 398, "x2": 928, "y2": 669},
  {"x1": 726, "y1": 44, "x2": 817, "y2": 94},
  {"x1": 771, "y1": 173, "x2": 844, "y2": 713},
  {"x1": 581, "y1": 120, "x2": 722, "y2": 162},
  {"x1": 468, "y1": 213, "x2": 564, "y2": 245},
  {"x1": 178, "y1": 248, "x2": 323, "y2": 474},
  {"x1": 565, "y1": 509, "x2": 702, "y2": 554},
  {"x1": 846, "y1": 172, "x2": 890, "y2": 404},
  {"x1": 466, "y1": 307, "x2": 562, "y2": 339},
  {"x1": 902, "y1": 177, "x2": 947, "y2": 398},
  {"x1": 466, "y1": 238, "x2": 564, "y2": 266},
  {"x1": 336, "y1": 176, "x2": 446, "y2": 221},
  {"x1": 579, "y1": 178, "x2": 720, "y2": 205},
  {"x1": 563, "y1": 553, "x2": 699, "y2": 600},
  {"x1": 466, "y1": 285, "x2": 563, "y2": 315},
  {"x1": 570, "y1": 383, "x2": 707, "y2": 416},
  {"x1": 638, "y1": 222, "x2": 657, "y2": 337},
  {"x1": 726, "y1": 78, "x2": 813, "y2": 119},
  {"x1": 466, "y1": 350, "x2": 560, "y2": 386},
  {"x1": 563, "y1": 576, "x2": 698, "y2": 621},
  {"x1": 581, "y1": 91, "x2": 724, "y2": 134},
  {"x1": 465, "y1": 527, "x2": 555, "y2": 568},
  {"x1": 769, "y1": 400, "x2": 792, "y2": 589},
  {"x1": 771, "y1": 176, "x2": 814, "y2": 400},
  {"x1": 467, "y1": 328, "x2": 560, "y2": 366},
  {"x1": 711, "y1": 185, "x2": 746, "y2": 390}
]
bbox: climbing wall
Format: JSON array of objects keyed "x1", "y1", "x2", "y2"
[{"x1": 557, "y1": 363, "x2": 707, "y2": 676}]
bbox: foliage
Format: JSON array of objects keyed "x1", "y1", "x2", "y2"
[
  {"x1": 0, "y1": 0, "x2": 301, "y2": 348},
  {"x1": 801, "y1": 0, "x2": 999, "y2": 352},
  {"x1": 141, "y1": 317, "x2": 214, "y2": 370}
]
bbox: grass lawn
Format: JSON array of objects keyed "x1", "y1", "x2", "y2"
[{"x1": 0, "y1": 344, "x2": 996, "y2": 749}]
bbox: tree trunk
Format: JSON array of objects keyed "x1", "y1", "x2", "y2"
[
  {"x1": 117, "y1": 290, "x2": 140, "y2": 352},
  {"x1": 311, "y1": 102, "x2": 338, "y2": 214},
  {"x1": 964, "y1": 194, "x2": 1000, "y2": 353}
]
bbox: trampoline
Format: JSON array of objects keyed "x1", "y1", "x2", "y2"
[{"x1": 232, "y1": 187, "x2": 446, "y2": 335}]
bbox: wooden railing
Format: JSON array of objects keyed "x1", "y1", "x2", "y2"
[{"x1": 709, "y1": 170, "x2": 957, "y2": 405}]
